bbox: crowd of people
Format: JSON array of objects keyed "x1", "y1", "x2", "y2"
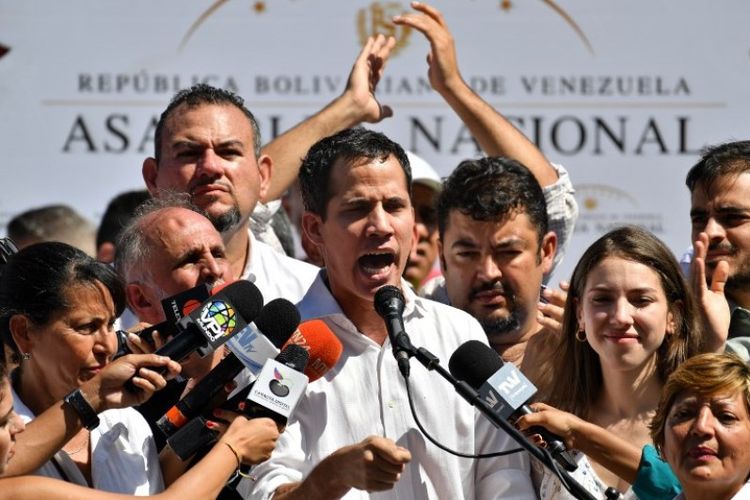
[{"x1": 1, "y1": 2, "x2": 750, "y2": 499}]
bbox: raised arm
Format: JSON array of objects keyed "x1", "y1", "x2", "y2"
[
  {"x1": 0, "y1": 416, "x2": 279, "y2": 500},
  {"x1": 4, "y1": 354, "x2": 180, "y2": 476},
  {"x1": 393, "y1": 2, "x2": 558, "y2": 187},
  {"x1": 516, "y1": 402, "x2": 642, "y2": 483},
  {"x1": 261, "y1": 34, "x2": 395, "y2": 202}
]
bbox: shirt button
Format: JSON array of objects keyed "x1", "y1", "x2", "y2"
[{"x1": 387, "y1": 401, "x2": 395, "y2": 408}]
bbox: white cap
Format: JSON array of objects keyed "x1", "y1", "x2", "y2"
[{"x1": 407, "y1": 151, "x2": 442, "y2": 192}]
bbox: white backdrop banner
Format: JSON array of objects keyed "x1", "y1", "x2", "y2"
[{"x1": 1, "y1": 0, "x2": 749, "y2": 281}]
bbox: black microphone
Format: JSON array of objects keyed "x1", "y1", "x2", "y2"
[
  {"x1": 114, "y1": 283, "x2": 215, "y2": 358},
  {"x1": 155, "y1": 298, "x2": 300, "y2": 437},
  {"x1": 167, "y1": 344, "x2": 310, "y2": 461},
  {"x1": 155, "y1": 280, "x2": 263, "y2": 362},
  {"x1": 449, "y1": 340, "x2": 578, "y2": 472},
  {"x1": 374, "y1": 285, "x2": 415, "y2": 377}
]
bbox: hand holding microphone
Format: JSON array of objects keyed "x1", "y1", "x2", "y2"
[{"x1": 448, "y1": 340, "x2": 577, "y2": 472}]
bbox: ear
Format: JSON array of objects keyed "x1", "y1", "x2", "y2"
[
  {"x1": 8, "y1": 315, "x2": 34, "y2": 355},
  {"x1": 575, "y1": 297, "x2": 585, "y2": 333},
  {"x1": 438, "y1": 238, "x2": 447, "y2": 273},
  {"x1": 409, "y1": 206, "x2": 418, "y2": 256},
  {"x1": 666, "y1": 309, "x2": 677, "y2": 336},
  {"x1": 142, "y1": 157, "x2": 160, "y2": 195},
  {"x1": 539, "y1": 231, "x2": 558, "y2": 275},
  {"x1": 302, "y1": 211, "x2": 325, "y2": 251},
  {"x1": 257, "y1": 154, "x2": 273, "y2": 203},
  {"x1": 97, "y1": 242, "x2": 116, "y2": 264},
  {"x1": 126, "y1": 283, "x2": 162, "y2": 324}
]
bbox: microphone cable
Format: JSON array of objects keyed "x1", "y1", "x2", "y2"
[
  {"x1": 402, "y1": 367, "x2": 587, "y2": 499},
  {"x1": 403, "y1": 370, "x2": 522, "y2": 458}
]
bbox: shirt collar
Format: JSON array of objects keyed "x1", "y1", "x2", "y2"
[{"x1": 297, "y1": 270, "x2": 427, "y2": 323}]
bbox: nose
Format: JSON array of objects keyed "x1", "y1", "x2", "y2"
[
  {"x1": 476, "y1": 254, "x2": 501, "y2": 281},
  {"x1": 704, "y1": 217, "x2": 727, "y2": 245},
  {"x1": 611, "y1": 297, "x2": 635, "y2": 327},
  {"x1": 690, "y1": 406, "x2": 716, "y2": 438},
  {"x1": 93, "y1": 324, "x2": 117, "y2": 359},
  {"x1": 200, "y1": 253, "x2": 224, "y2": 285},
  {"x1": 196, "y1": 149, "x2": 223, "y2": 178},
  {"x1": 366, "y1": 205, "x2": 393, "y2": 238},
  {"x1": 10, "y1": 412, "x2": 25, "y2": 437}
]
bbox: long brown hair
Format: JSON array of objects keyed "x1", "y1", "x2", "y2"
[{"x1": 540, "y1": 226, "x2": 703, "y2": 418}]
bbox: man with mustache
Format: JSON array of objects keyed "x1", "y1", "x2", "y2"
[
  {"x1": 395, "y1": 3, "x2": 577, "y2": 365},
  {"x1": 686, "y1": 141, "x2": 750, "y2": 346},
  {"x1": 142, "y1": 35, "x2": 395, "y2": 299}
]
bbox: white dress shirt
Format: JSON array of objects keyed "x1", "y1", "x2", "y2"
[
  {"x1": 12, "y1": 383, "x2": 164, "y2": 495},
  {"x1": 241, "y1": 229, "x2": 318, "y2": 304},
  {"x1": 247, "y1": 271, "x2": 535, "y2": 499}
]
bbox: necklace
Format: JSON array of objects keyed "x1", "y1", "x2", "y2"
[{"x1": 64, "y1": 431, "x2": 90, "y2": 456}]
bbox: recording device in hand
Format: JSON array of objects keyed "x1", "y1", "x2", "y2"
[
  {"x1": 156, "y1": 298, "x2": 301, "y2": 437},
  {"x1": 115, "y1": 283, "x2": 216, "y2": 358},
  {"x1": 167, "y1": 344, "x2": 310, "y2": 461},
  {"x1": 124, "y1": 280, "x2": 263, "y2": 392},
  {"x1": 448, "y1": 340, "x2": 577, "y2": 472}
]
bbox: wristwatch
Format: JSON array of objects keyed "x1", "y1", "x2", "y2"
[{"x1": 63, "y1": 388, "x2": 100, "y2": 430}]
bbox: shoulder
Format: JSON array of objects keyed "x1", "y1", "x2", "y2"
[{"x1": 412, "y1": 296, "x2": 487, "y2": 345}]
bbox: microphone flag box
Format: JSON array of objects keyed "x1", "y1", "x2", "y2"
[
  {"x1": 227, "y1": 325, "x2": 281, "y2": 376},
  {"x1": 249, "y1": 359, "x2": 308, "y2": 418},
  {"x1": 180, "y1": 296, "x2": 249, "y2": 357},
  {"x1": 161, "y1": 283, "x2": 211, "y2": 323},
  {"x1": 479, "y1": 363, "x2": 536, "y2": 420}
]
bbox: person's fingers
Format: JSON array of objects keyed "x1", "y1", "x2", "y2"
[
  {"x1": 542, "y1": 286, "x2": 568, "y2": 308},
  {"x1": 212, "y1": 408, "x2": 239, "y2": 424},
  {"x1": 135, "y1": 367, "x2": 167, "y2": 390},
  {"x1": 712, "y1": 260, "x2": 729, "y2": 294},
  {"x1": 537, "y1": 313, "x2": 561, "y2": 334},
  {"x1": 559, "y1": 280, "x2": 570, "y2": 292},
  {"x1": 410, "y1": 1, "x2": 447, "y2": 26}
]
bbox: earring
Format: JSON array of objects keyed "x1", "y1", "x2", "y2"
[
  {"x1": 20, "y1": 352, "x2": 32, "y2": 361},
  {"x1": 575, "y1": 329, "x2": 586, "y2": 343}
]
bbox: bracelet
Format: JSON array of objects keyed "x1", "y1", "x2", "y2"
[{"x1": 223, "y1": 442, "x2": 256, "y2": 481}]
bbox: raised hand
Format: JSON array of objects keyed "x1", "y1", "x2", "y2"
[
  {"x1": 393, "y1": 2, "x2": 462, "y2": 95},
  {"x1": 691, "y1": 231, "x2": 730, "y2": 351},
  {"x1": 79, "y1": 353, "x2": 181, "y2": 411},
  {"x1": 343, "y1": 34, "x2": 395, "y2": 123}
]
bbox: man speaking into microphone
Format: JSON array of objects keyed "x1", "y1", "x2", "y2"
[{"x1": 248, "y1": 128, "x2": 534, "y2": 499}]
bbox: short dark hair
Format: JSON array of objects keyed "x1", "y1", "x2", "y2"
[
  {"x1": 96, "y1": 190, "x2": 151, "y2": 249},
  {"x1": 154, "y1": 83, "x2": 261, "y2": 163},
  {"x1": 299, "y1": 128, "x2": 411, "y2": 219},
  {"x1": 437, "y1": 157, "x2": 548, "y2": 244},
  {"x1": 685, "y1": 140, "x2": 750, "y2": 192},
  {"x1": 0, "y1": 242, "x2": 126, "y2": 355}
]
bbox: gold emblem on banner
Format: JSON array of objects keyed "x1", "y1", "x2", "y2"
[{"x1": 357, "y1": 2, "x2": 412, "y2": 56}]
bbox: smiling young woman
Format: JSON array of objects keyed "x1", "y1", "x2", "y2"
[{"x1": 525, "y1": 226, "x2": 705, "y2": 499}]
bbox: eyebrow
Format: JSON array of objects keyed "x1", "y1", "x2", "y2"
[{"x1": 588, "y1": 285, "x2": 659, "y2": 293}]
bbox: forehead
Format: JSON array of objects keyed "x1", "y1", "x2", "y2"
[
  {"x1": 672, "y1": 390, "x2": 748, "y2": 410},
  {"x1": 162, "y1": 103, "x2": 254, "y2": 145},
  {"x1": 61, "y1": 281, "x2": 115, "y2": 316},
  {"x1": 328, "y1": 155, "x2": 410, "y2": 201},
  {"x1": 691, "y1": 172, "x2": 750, "y2": 207},
  {"x1": 443, "y1": 209, "x2": 538, "y2": 244},
  {"x1": 585, "y1": 256, "x2": 663, "y2": 290},
  {"x1": 145, "y1": 209, "x2": 221, "y2": 256}
]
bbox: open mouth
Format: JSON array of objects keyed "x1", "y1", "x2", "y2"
[{"x1": 358, "y1": 252, "x2": 396, "y2": 275}]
